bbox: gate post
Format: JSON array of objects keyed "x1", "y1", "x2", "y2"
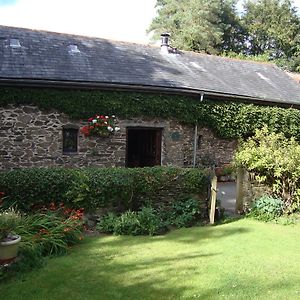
[
  {"x1": 235, "y1": 167, "x2": 244, "y2": 213},
  {"x1": 209, "y1": 173, "x2": 217, "y2": 224}
]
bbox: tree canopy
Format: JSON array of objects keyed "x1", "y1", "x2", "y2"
[{"x1": 149, "y1": 0, "x2": 300, "y2": 72}]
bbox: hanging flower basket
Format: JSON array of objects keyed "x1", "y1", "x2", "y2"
[{"x1": 80, "y1": 115, "x2": 120, "y2": 137}]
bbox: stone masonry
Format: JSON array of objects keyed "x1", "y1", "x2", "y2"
[{"x1": 0, "y1": 104, "x2": 238, "y2": 170}]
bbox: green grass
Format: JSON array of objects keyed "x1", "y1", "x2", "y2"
[{"x1": 1, "y1": 218, "x2": 300, "y2": 299}]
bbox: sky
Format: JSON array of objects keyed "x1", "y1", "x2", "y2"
[{"x1": 0, "y1": 0, "x2": 299, "y2": 44}]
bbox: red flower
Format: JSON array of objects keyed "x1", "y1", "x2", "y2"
[{"x1": 80, "y1": 126, "x2": 90, "y2": 136}]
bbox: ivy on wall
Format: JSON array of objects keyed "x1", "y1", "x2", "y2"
[{"x1": 1, "y1": 87, "x2": 300, "y2": 139}]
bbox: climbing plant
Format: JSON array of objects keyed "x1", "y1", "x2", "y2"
[{"x1": 1, "y1": 87, "x2": 300, "y2": 139}]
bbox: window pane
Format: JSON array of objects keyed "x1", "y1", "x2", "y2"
[{"x1": 63, "y1": 128, "x2": 78, "y2": 153}]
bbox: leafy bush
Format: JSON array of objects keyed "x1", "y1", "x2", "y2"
[
  {"x1": 97, "y1": 199, "x2": 202, "y2": 236},
  {"x1": 235, "y1": 127, "x2": 300, "y2": 211},
  {"x1": 248, "y1": 195, "x2": 284, "y2": 221},
  {"x1": 167, "y1": 198, "x2": 201, "y2": 228},
  {"x1": 0, "y1": 167, "x2": 209, "y2": 213},
  {"x1": 97, "y1": 207, "x2": 165, "y2": 236},
  {"x1": 97, "y1": 213, "x2": 118, "y2": 234},
  {"x1": 0, "y1": 168, "x2": 75, "y2": 211},
  {"x1": 113, "y1": 211, "x2": 141, "y2": 236},
  {"x1": 137, "y1": 207, "x2": 165, "y2": 235}
]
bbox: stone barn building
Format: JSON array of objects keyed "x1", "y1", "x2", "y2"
[{"x1": 1, "y1": 25, "x2": 300, "y2": 170}]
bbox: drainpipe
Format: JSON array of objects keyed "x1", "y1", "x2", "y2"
[
  {"x1": 192, "y1": 92, "x2": 204, "y2": 168},
  {"x1": 192, "y1": 124, "x2": 198, "y2": 167}
]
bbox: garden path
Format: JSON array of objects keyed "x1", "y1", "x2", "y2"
[{"x1": 217, "y1": 182, "x2": 237, "y2": 216}]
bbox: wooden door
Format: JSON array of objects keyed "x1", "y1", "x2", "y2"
[{"x1": 126, "y1": 128, "x2": 162, "y2": 167}]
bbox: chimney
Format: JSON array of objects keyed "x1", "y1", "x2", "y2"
[{"x1": 160, "y1": 33, "x2": 170, "y2": 54}]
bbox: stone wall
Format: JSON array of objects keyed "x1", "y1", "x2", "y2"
[
  {"x1": 196, "y1": 128, "x2": 238, "y2": 167},
  {"x1": 236, "y1": 169, "x2": 272, "y2": 211},
  {"x1": 0, "y1": 104, "x2": 238, "y2": 170}
]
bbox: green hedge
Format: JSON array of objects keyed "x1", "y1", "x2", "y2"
[
  {"x1": 2, "y1": 87, "x2": 300, "y2": 139},
  {"x1": 0, "y1": 167, "x2": 209, "y2": 212}
]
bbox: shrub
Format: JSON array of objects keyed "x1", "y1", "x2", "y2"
[
  {"x1": 0, "y1": 167, "x2": 209, "y2": 213},
  {"x1": 97, "y1": 199, "x2": 203, "y2": 236},
  {"x1": 137, "y1": 207, "x2": 165, "y2": 235},
  {"x1": 113, "y1": 211, "x2": 141, "y2": 236},
  {"x1": 97, "y1": 207, "x2": 165, "y2": 236},
  {"x1": 248, "y1": 195, "x2": 284, "y2": 221},
  {"x1": 96, "y1": 213, "x2": 118, "y2": 234},
  {"x1": 0, "y1": 168, "x2": 75, "y2": 211},
  {"x1": 235, "y1": 126, "x2": 300, "y2": 211},
  {"x1": 168, "y1": 198, "x2": 201, "y2": 228}
]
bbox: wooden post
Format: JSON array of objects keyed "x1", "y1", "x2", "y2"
[
  {"x1": 209, "y1": 174, "x2": 217, "y2": 224},
  {"x1": 235, "y1": 167, "x2": 244, "y2": 213}
]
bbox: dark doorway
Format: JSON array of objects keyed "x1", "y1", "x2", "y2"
[{"x1": 126, "y1": 128, "x2": 162, "y2": 167}]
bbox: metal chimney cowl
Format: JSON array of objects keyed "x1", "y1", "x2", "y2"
[{"x1": 160, "y1": 33, "x2": 170, "y2": 54}]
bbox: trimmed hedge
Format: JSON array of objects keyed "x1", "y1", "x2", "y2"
[
  {"x1": 0, "y1": 167, "x2": 209, "y2": 212},
  {"x1": 2, "y1": 87, "x2": 300, "y2": 139}
]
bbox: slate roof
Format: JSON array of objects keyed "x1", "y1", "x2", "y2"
[
  {"x1": 1, "y1": 25, "x2": 300, "y2": 106},
  {"x1": 288, "y1": 72, "x2": 300, "y2": 84}
]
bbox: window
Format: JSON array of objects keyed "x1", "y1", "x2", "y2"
[{"x1": 63, "y1": 127, "x2": 78, "y2": 153}]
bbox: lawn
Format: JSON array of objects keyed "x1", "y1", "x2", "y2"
[{"x1": 1, "y1": 218, "x2": 300, "y2": 300}]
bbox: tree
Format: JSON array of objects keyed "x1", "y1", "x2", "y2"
[
  {"x1": 219, "y1": 0, "x2": 247, "y2": 53},
  {"x1": 242, "y1": 0, "x2": 300, "y2": 60},
  {"x1": 148, "y1": 0, "x2": 243, "y2": 54},
  {"x1": 149, "y1": 0, "x2": 300, "y2": 72}
]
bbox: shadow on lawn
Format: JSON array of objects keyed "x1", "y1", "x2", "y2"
[
  {"x1": 79, "y1": 247, "x2": 220, "y2": 300},
  {"x1": 72, "y1": 225, "x2": 251, "y2": 299},
  {"x1": 190, "y1": 275, "x2": 300, "y2": 299},
  {"x1": 97, "y1": 223, "x2": 251, "y2": 249},
  {"x1": 76, "y1": 231, "x2": 294, "y2": 300}
]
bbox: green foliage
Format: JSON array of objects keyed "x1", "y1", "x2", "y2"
[
  {"x1": 10, "y1": 205, "x2": 84, "y2": 257},
  {"x1": 235, "y1": 126, "x2": 300, "y2": 210},
  {"x1": 0, "y1": 208, "x2": 21, "y2": 240},
  {"x1": 96, "y1": 213, "x2": 118, "y2": 234},
  {"x1": 113, "y1": 211, "x2": 141, "y2": 236},
  {"x1": 0, "y1": 167, "x2": 209, "y2": 212},
  {"x1": 149, "y1": 0, "x2": 244, "y2": 54},
  {"x1": 248, "y1": 195, "x2": 284, "y2": 221},
  {"x1": 98, "y1": 207, "x2": 165, "y2": 236},
  {"x1": 167, "y1": 198, "x2": 201, "y2": 228},
  {"x1": 97, "y1": 198, "x2": 202, "y2": 236},
  {"x1": 0, "y1": 206, "x2": 83, "y2": 281},
  {"x1": 242, "y1": 0, "x2": 300, "y2": 58},
  {"x1": 2, "y1": 219, "x2": 300, "y2": 299},
  {"x1": 136, "y1": 207, "x2": 165, "y2": 236},
  {"x1": 2, "y1": 87, "x2": 300, "y2": 140},
  {"x1": 150, "y1": 0, "x2": 300, "y2": 71}
]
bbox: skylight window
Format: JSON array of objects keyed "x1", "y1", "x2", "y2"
[
  {"x1": 67, "y1": 44, "x2": 80, "y2": 53},
  {"x1": 10, "y1": 38, "x2": 21, "y2": 48}
]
